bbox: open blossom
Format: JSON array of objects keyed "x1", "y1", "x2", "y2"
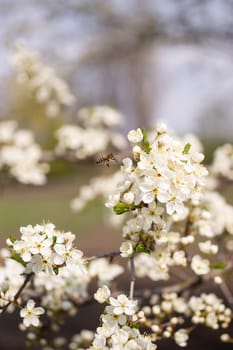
[
  {"x1": 191, "y1": 255, "x2": 210, "y2": 275},
  {"x1": 109, "y1": 294, "x2": 137, "y2": 316},
  {"x1": 94, "y1": 285, "x2": 111, "y2": 304},
  {"x1": 20, "y1": 299, "x2": 44, "y2": 327}
]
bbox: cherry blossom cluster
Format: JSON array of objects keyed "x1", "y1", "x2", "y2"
[
  {"x1": 91, "y1": 285, "x2": 157, "y2": 350},
  {"x1": 78, "y1": 106, "x2": 124, "y2": 129},
  {"x1": 107, "y1": 124, "x2": 208, "y2": 216},
  {"x1": 191, "y1": 190, "x2": 233, "y2": 238},
  {"x1": 69, "y1": 330, "x2": 95, "y2": 349},
  {"x1": 11, "y1": 44, "x2": 74, "y2": 117},
  {"x1": 211, "y1": 143, "x2": 233, "y2": 180},
  {"x1": 137, "y1": 291, "x2": 232, "y2": 347},
  {"x1": 0, "y1": 240, "x2": 124, "y2": 344},
  {"x1": 18, "y1": 255, "x2": 124, "y2": 349},
  {"x1": 189, "y1": 293, "x2": 232, "y2": 329},
  {"x1": 105, "y1": 125, "x2": 209, "y2": 277},
  {"x1": 55, "y1": 107, "x2": 126, "y2": 160},
  {"x1": 0, "y1": 249, "x2": 24, "y2": 312},
  {"x1": 0, "y1": 120, "x2": 49, "y2": 185},
  {"x1": 6, "y1": 222, "x2": 86, "y2": 275}
]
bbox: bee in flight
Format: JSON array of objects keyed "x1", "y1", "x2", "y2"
[{"x1": 96, "y1": 153, "x2": 118, "y2": 167}]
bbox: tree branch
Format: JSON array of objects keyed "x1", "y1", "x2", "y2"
[{"x1": 0, "y1": 272, "x2": 34, "y2": 314}]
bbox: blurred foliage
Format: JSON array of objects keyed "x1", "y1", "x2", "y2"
[
  {"x1": 5, "y1": 77, "x2": 65, "y2": 148},
  {"x1": 0, "y1": 175, "x2": 105, "y2": 240},
  {"x1": 201, "y1": 138, "x2": 231, "y2": 164}
]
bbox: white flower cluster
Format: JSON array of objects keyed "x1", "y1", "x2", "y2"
[
  {"x1": 69, "y1": 330, "x2": 94, "y2": 350},
  {"x1": 7, "y1": 223, "x2": 86, "y2": 276},
  {"x1": 78, "y1": 106, "x2": 123, "y2": 128},
  {"x1": 0, "y1": 246, "x2": 125, "y2": 341},
  {"x1": 135, "y1": 293, "x2": 189, "y2": 345},
  {"x1": 0, "y1": 249, "x2": 25, "y2": 312},
  {"x1": 11, "y1": 44, "x2": 74, "y2": 117},
  {"x1": 147, "y1": 292, "x2": 189, "y2": 319},
  {"x1": 0, "y1": 120, "x2": 49, "y2": 185},
  {"x1": 107, "y1": 124, "x2": 207, "y2": 216},
  {"x1": 35, "y1": 265, "x2": 90, "y2": 322},
  {"x1": 211, "y1": 143, "x2": 233, "y2": 180},
  {"x1": 192, "y1": 190, "x2": 233, "y2": 238},
  {"x1": 134, "y1": 240, "x2": 213, "y2": 280},
  {"x1": 189, "y1": 293, "x2": 232, "y2": 329},
  {"x1": 106, "y1": 125, "x2": 208, "y2": 280},
  {"x1": 138, "y1": 291, "x2": 232, "y2": 347},
  {"x1": 88, "y1": 258, "x2": 124, "y2": 286},
  {"x1": 71, "y1": 171, "x2": 123, "y2": 213},
  {"x1": 91, "y1": 285, "x2": 156, "y2": 350},
  {"x1": 134, "y1": 242, "x2": 188, "y2": 281},
  {"x1": 56, "y1": 107, "x2": 126, "y2": 160}
]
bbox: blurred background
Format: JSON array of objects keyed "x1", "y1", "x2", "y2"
[
  {"x1": 1, "y1": 0, "x2": 233, "y2": 138},
  {"x1": 1, "y1": 1, "x2": 233, "y2": 349}
]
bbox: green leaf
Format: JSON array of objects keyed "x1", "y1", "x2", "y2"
[
  {"x1": 10, "y1": 253, "x2": 27, "y2": 267},
  {"x1": 135, "y1": 245, "x2": 151, "y2": 254},
  {"x1": 141, "y1": 128, "x2": 151, "y2": 154},
  {"x1": 53, "y1": 266, "x2": 59, "y2": 275},
  {"x1": 9, "y1": 235, "x2": 16, "y2": 244},
  {"x1": 52, "y1": 235, "x2": 57, "y2": 245},
  {"x1": 113, "y1": 203, "x2": 130, "y2": 215},
  {"x1": 182, "y1": 143, "x2": 191, "y2": 154},
  {"x1": 130, "y1": 323, "x2": 139, "y2": 329},
  {"x1": 212, "y1": 262, "x2": 226, "y2": 270}
]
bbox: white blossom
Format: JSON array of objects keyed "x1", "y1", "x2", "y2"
[
  {"x1": 174, "y1": 329, "x2": 189, "y2": 347},
  {"x1": 191, "y1": 255, "x2": 210, "y2": 275},
  {"x1": 120, "y1": 241, "x2": 134, "y2": 258},
  {"x1": 20, "y1": 299, "x2": 44, "y2": 327},
  {"x1": 127, "y1": 128, "x2": 143, "y2": 143},
  {"x1": 94, "y1": 285, "x2": 111, "y2": 304}
]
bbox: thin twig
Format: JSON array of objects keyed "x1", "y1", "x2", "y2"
[
  {"x1": 219, "y1": 280, "x2": 233, "y2": 310},
  {"x1": 129, "y1": 254, "x2": 136, "y2": 300},
  {"x1": 1, "y1": 272, "x2": 34, "y2": 314}
]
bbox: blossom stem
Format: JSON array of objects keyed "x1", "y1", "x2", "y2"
[
  {"x1": 129, "y1": 254, "x2": 136, "y2": 299},
  {"x1": 219, "y1": 280, "x2": 233, "y2": 310},
  {"x1": 1, "y1": 273, "x2": 34, "y2": 314}
]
